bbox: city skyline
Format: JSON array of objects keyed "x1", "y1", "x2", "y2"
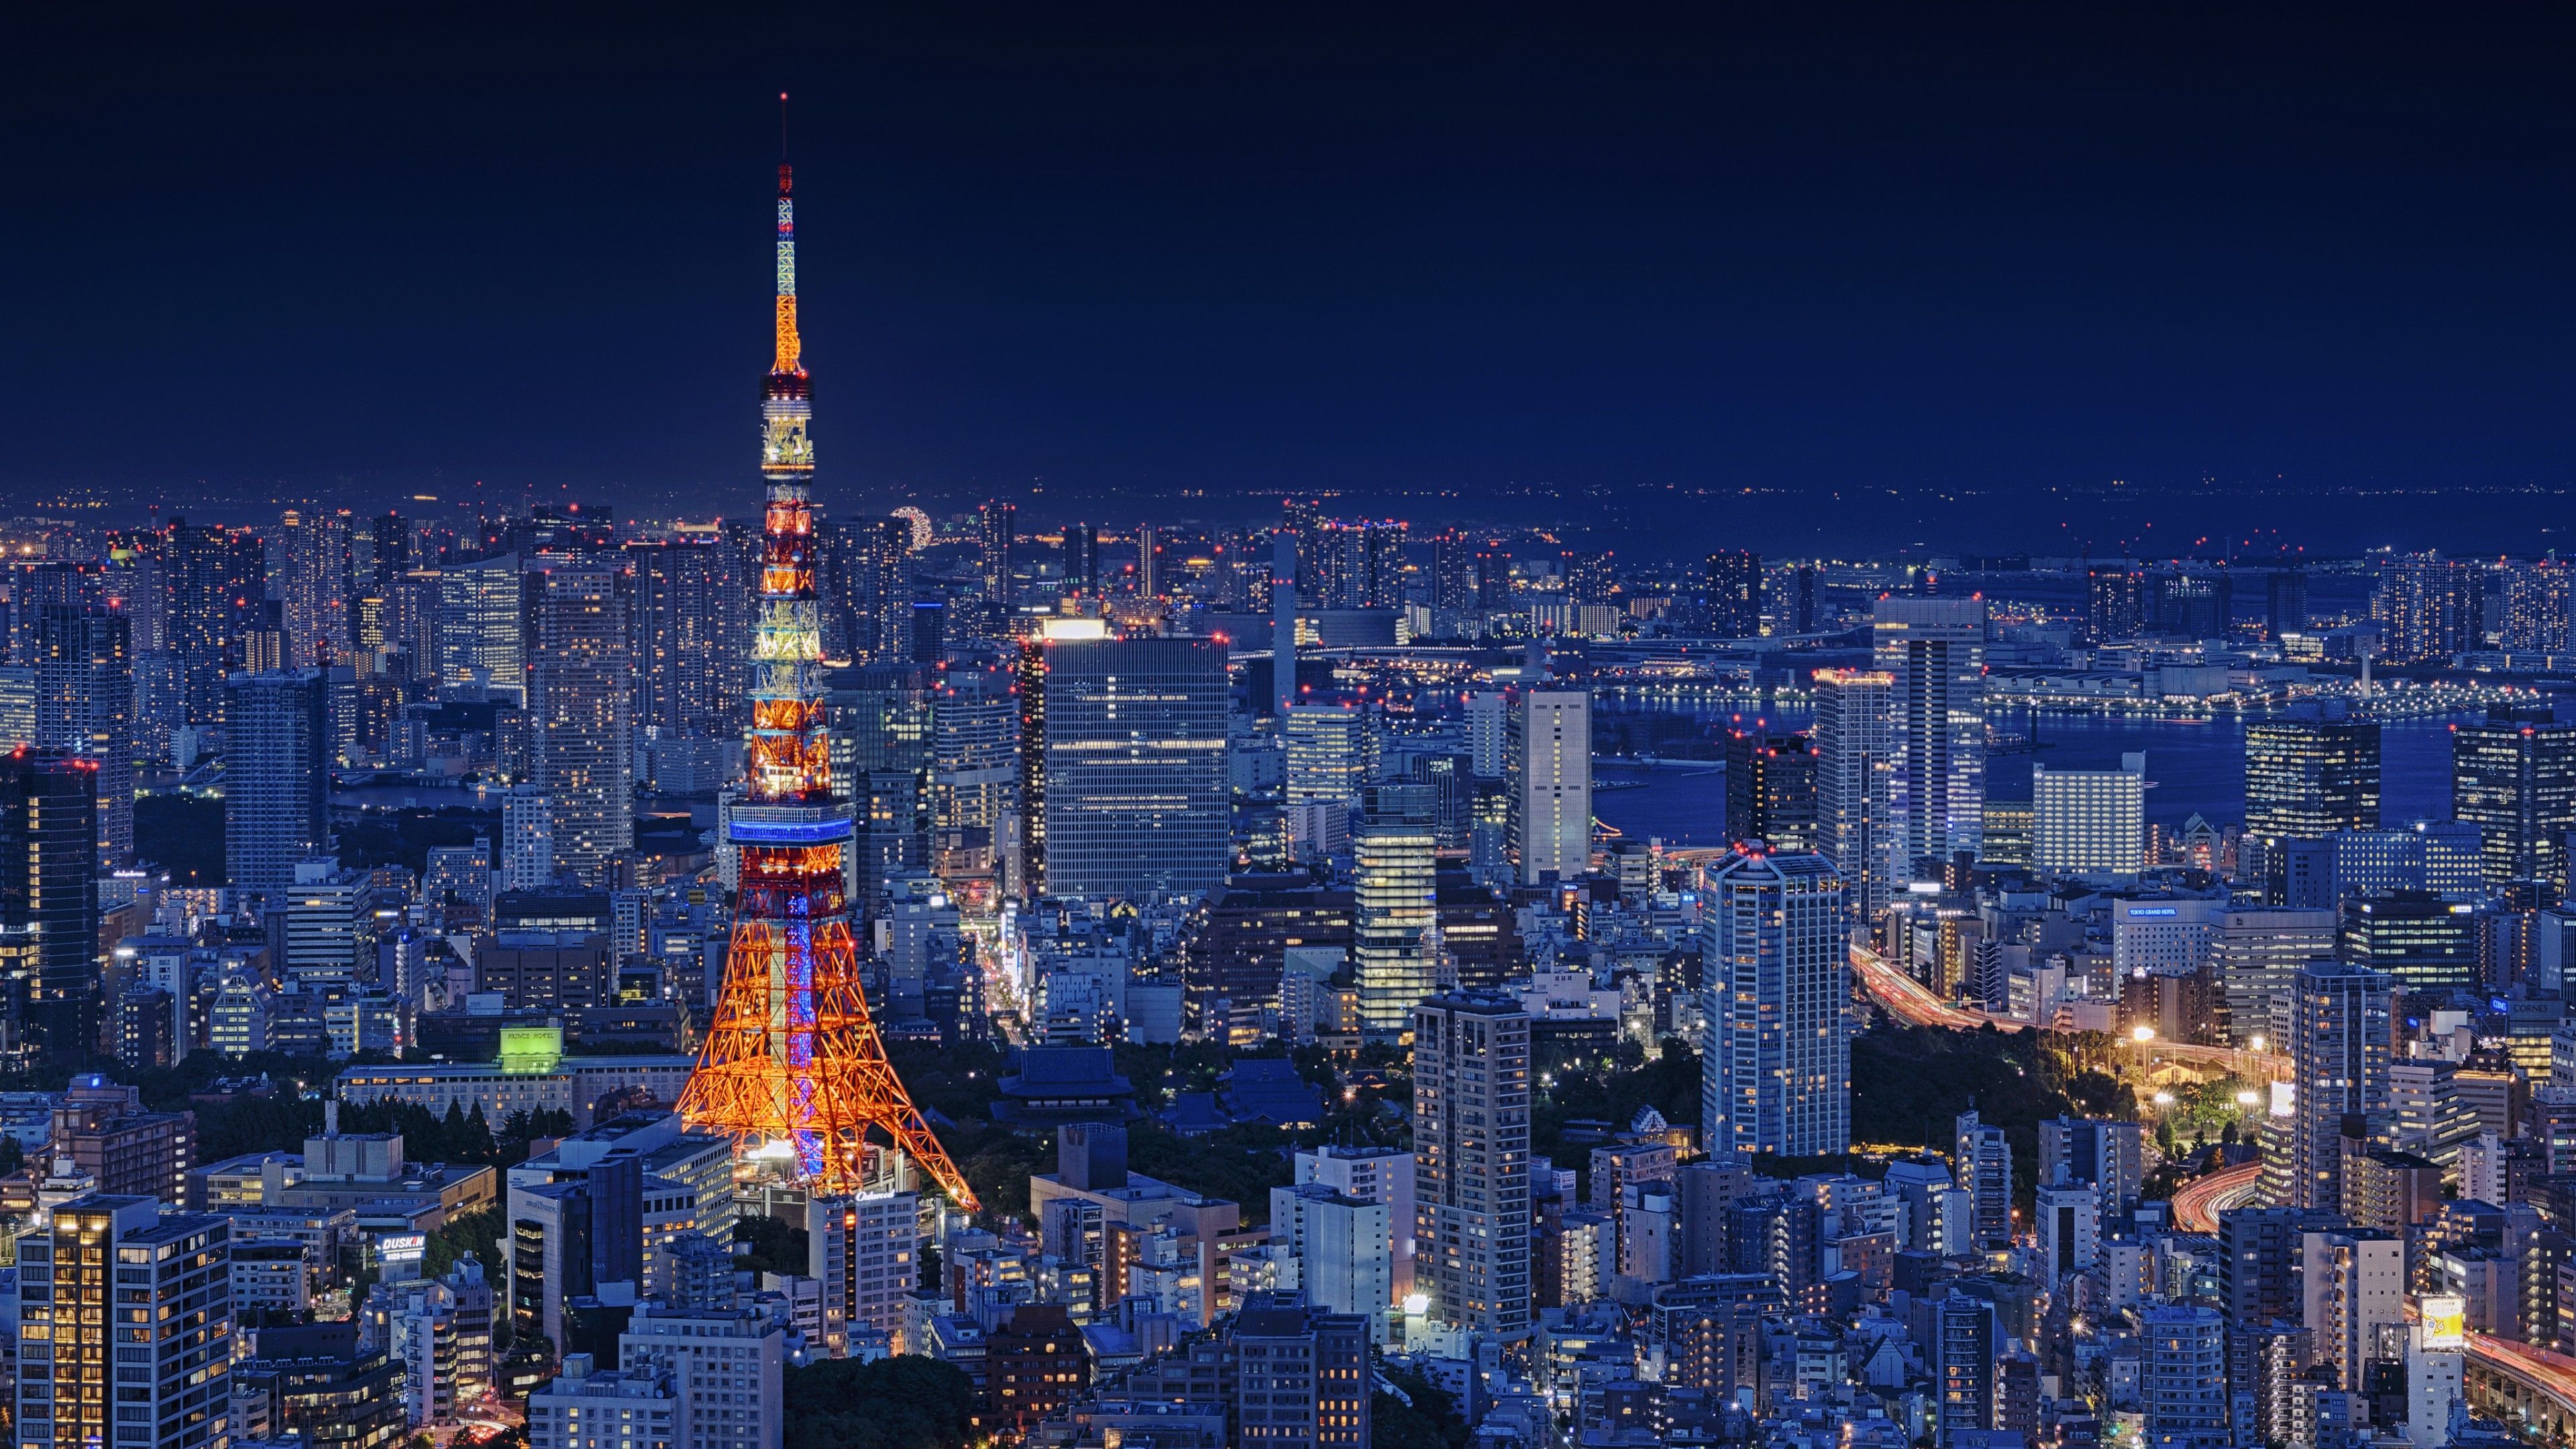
[{"x1": 9, "y1": 7, "x2": 2576, "y2": 556}]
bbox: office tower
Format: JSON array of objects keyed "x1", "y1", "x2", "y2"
[
  {"x1": 2452, "y1": 706, "x2": 2576, "y2": 886},
  {"x1": 1789, "y1": 564, "x2": 1819, "y2": 633},
  {"x1": 617, "y1": 1305, "x2": 787, "y2": 1449},
  {"x1": 1507, "y1": 690, "x2": 1591, "y2": 885},
  {"x1": 1295, "y1": 1145, "x2": 1414, "y2": 1299},
  {"x1": 1953, "y1": 1110, "x2": 2012, "y2": 1248},
  {"x1": 164, "y1": 520, "x2": 265, "y2": 726},
  {"x1": 2212, "y1": 908, "x2": 2336, "y2": 1047},
  {"x1": 276, "y1": 507, "x2": 354, "y2": 667},
  {"x1": 2289, "y1": 960, "x2": 2394, "y2": 1212},
  {"x1": 1936, "y1": 1295, "x2": 1997, "y2": 1440},
  {"x1": 1136, "y1": 523, "x2": 1163, "y2": 598},
  {"x1": 223, "y1": 670, "x2": 329, "y2": 894},
  {"x1": 2374, "y1": 555, "x2": 2485, "y2": 663},
  {"x1": 1285, "y1": 705, "x2": 1371, "y2": 857},
  {"x1": 1352, "y1": 784, "x2": 1437, "y2": 1037},
  {"x1": 930, "y1": 663, "x2": 1017, "y2": 839},
  {"x1": 2, "y1": 750, "x2": 100, "y2": 1055},
  {"x1": 2036, "y1": 1117, "x2": 2146, "y2": 1209},
  {"x1": 1813, "y1": 668, "x2": 1893, "y2": 919},
  {"x1": 2157, "y1": 572, "x2": 2231, "y2": 639},
  {"x1": 2337, "y1": 891, "x2": 2477, "y2": 994},
  {"x1": 17, "y1": 1196, "x2": 231, "y2": 1449},
  {"x1": 527, "y1": 1357, "x2": 680, "y2": 1449},
  {"x1": 1460, "y1": 691, "x2": 1508, "y2": 780},
  {"x1": 35, "y1": 604, "x2": 133, "y2": 865},
  {"x1": 1429, "y1": 530, "x2": 1474, "y2": 613},
  {"x1": 1271, "y1": 532, "x2": 1300, "y2": 716},
  {"x1": 1229, "y1": 1293, "x2": 1373, "y2": 1449},
  {"x1": 1409, "y1": 752, "x2": 1471, "y2": 853},
  {"x1": 826, "y1": 664, "x2": 931, "y2": 910},
  {"x1": 1063, "y1": 521, "x2": 1101, "y2": 594},
  {"x1": 2267, "y1": 568, "x2": 2308, "y2": 641},
  {"x1": 2141, "y1": 1305, "x2": 2229, "y2": 1449},
  {"x1": 433, "y1": 554, "x2": 528, "y2": 701},
  {"x1": 1703, "y1": 550, "x2": 1763, "y2": 636},
  {"x1": 1699, "y1": 847, "x2": 1848, "y2": 1159},
  {"x1": 2246, "y1": 714, "x2": 2381, "y2": 846},
  {"x1": 527, "y1": 568, "x2": 634, "y2": 888},
  {"x1": 629, "y1": 537, "x2": 737, "y2": 740},
  {"x1": 2300, "y1": 1228, "x2": 2404, "y2": 1390},
  {"x1": 806, "y1": 1192, "x2": 917, "y2": 1356},
  {"x1": 977, "y1": 501, "x2": 1016, "y2": 613},
  {"x1": 1412, "y1": 992, "x2": 1532, "y2": 1338},
  {"x1": 1039, "y1": 633, "x2": 1228, "y2": 901},
  {"x1": 1724, "y1": 731, "x2": 1817, "y2": 848},
  {"x1": 1875, "y1": 596, "x2": 1986, "y2": 887},
  {"x1": 2031, "y1": 753, "x2": 2146, "y2": 877},
  {"x1": 2085, "y1": 560, "x2": 2145, "y2": 642}
]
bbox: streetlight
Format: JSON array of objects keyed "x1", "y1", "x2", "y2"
[{"x1": 2131, "y1": 1026, "x2": 2155, "y2": 1043}]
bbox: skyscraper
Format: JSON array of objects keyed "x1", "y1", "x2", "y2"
[
  {"x1": 2, "y1": 748, "x2": 100, "y2": 1055},
  {"x1": 1875, "y1": 596, "x2": 1986, "y2": 888},
  {"x1": 1953, "y1": 1110, "x2": 2014, "y2": 1249},
  {"x1": 2211, "y1": 907, "x2": 2338, "y2": 1048},
  {"x1": 223, "y1": 670, "x2": 330, "y2": 894},
  {"x1": 2031, "y1": 754, "x2": 2145, "y2": 877},
  {"x1": 2373, "y1": 555, "x2": 2485, "y2": 663},
  {"x1": 2245, "y1": 713, "x2": 2380, "y2": 846},
  {"x1": 629, "y1": 537, "x2": 737, "y2": 740},
  {"x1": 1284, "y1": 704, "x2": 1371, "y2": 859},
  {"x1": 1703, "y1": 550, "x2": 1763, "y2": 637},
  {"x1": 1063, "y1": 521, "x2": 1101, "y2": 595},
  {"x1": 1723, "y1": 731, "x2": 1816, "y2": 849},
  {"x1": 2289, "y1": 959, "x2": 2394, "y2": 1212},
  {"x1": 2451, "y1": 706, "x2": 2576, "y2": 886},
  {"x1": 1352, "y1": 784, "x2": 1437, "y2": 1038},
  {"x1": 1813, "y1": 668, "x2": 1892, "y2": 920},
  {"x1": 2265, "y1": 568, "x2": 2308, "y2": 641},
  {"x1": 276, "y1": 507, "x2": 354, "y2": 668},
  {"x1": 977, "y1": 502, "x2": 1016, "y2": 616},
  {"x1": 163, "y1": 521, "x2": 265, "y2": 727},
  {"x1": 1699, "y1": 847, "x2": 1848, "y2": 1159},
  {"x1": 1039, "y1": 632, "x2": 1228, "y2": 902},
  {"x1": 2084, "y1": 561, "x2": 2145, "y2": 642},
  {"x1": 35, "y1": 604, "x2": 133, "y2": 865},
  {"x1": 1507, "y1": 690, "x2": 1591, "y2": 885},
  {"x1": 433, "y1": 554, "x2": 528, "y2": 702},
  {"x1": 1413, "y1": 992, "x2": 1531, "y2": 1339},
  {"x1": 528, "y1": 568, "x2": 635, "y2": 887},
  {"x1": 2140, "y1": 1305, "x2": 2229, "y2": 1449}
]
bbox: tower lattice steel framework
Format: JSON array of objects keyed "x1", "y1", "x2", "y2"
[{"x1": 678, "y1": 121, "x2": 978, "y2": 1210}]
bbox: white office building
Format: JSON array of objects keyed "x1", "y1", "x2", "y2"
[{"x1": 2032, "y1": 754, "x2": 2147, "y2": 877}]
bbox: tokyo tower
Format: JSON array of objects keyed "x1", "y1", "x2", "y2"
[{"x1": 678, "y1": 112, "x2": 979, "y2": 1211}]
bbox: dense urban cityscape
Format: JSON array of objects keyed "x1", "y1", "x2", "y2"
[{"x1": 9, "y1": 11, "x2": 2576, "y2": 1449}]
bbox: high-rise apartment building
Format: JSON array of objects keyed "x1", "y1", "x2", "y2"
[
  {"x1": 1875, "y1": 596, "x2": 1986, "y2": 887},
  {"x1": 1935, "y1": 1295, "x2": 1996, "y2": 1440},
  {"x1": 2035, "y1": 1117, "x2": 2146, "y2": 1210},
  {"x1": 2265, "y1": 568, "x2": 2308, "y2": 641},
  {"x1": 2374, "y1": 556, "x2": 2485, "y2": 663},
  {"x1": 528, "y1": 568, "x2": 634, "y2": 888},
  {"x1": 628, "y1": 538, "x2": 737, "y2": 740},
  {"x1": 1700, "y1": 848, "x2": 1848, "y2": 1159},
  {"x1": 164, "y1": 521, "x2": 266, "y2": 726},
  {"x1": 276, "y1": 508, "x2": 354, "y2": 669},
  {"x1": 223, "y1": 670, "x2": 330, "y2": 894},
  {"x1": 2031, "y1": 754, "x2": 2145, "y2": 877},
  {"x1": 3, "y1": 749, "x2": 101, "y2": 1056},
  {"x1": 17, "y1": 1195, "x2": 232, "y2": 1449},
  {"x1": 1412, "y1": 992, "x2": 1531, "y2": 1339},
  {"x1": 1702, "y1": 551, "x2": 1764, "y2": 637},
  {"x1": 1506, "y1": 690, "x2": 1591, "y2": 885},
  {"x1": 2504, "y1": 562, "x2": 2574, "y2": 652},
  {"x1": 1294, "y1": 1145, "x2": 1414, "y2": 1300},
  {"x1": 1040, "y1": 633, "x2": 1228, "y2": 902},
  {"x1": 1352, "y1": 785, "x2": 1437, "y2": 1037},
  {"x1": 2140, "y1": 1305, "x2": 2229, "y2": 1449},
  {"x1": 2299, "y1": 1228, "x2": 2404, "y2": 1390},
  {"x1": 977, "y1": 502, "x2": 1016, "y2": 615},
  {"x1": 2289, "y1": 960, "x2": 2394, "y2": 1212},
  {"x1": 1953, "y1": 1110, "x2": 2012, "y2": 1249},
  {"x1": 1813, "y1": 668, "x2": 1892, "y2": 920},
  {"x1": 1230, "y1": 1292, "x2": 1373, "y2": 1448},
  {"x1": 2085, "y1": 561, "x2": 2145, "y2": 643},
  {"x1": 616, "y1": 1304, "x2": 787, "y2": 1449},
  {"x1": 2452, "y1": 706, "x2": 2576, "y2": 887},
  {"x1": 35, "y1": 605, "x2": 133, "y2": 866}
]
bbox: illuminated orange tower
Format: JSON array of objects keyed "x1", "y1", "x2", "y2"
[{"x1": 679, "y1": 112, "x2": 978, "y2": 1210}]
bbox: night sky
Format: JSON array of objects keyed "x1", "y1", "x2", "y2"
[{"x1": 9, "y1": 5, "x2": 2573, "y2": 556}]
